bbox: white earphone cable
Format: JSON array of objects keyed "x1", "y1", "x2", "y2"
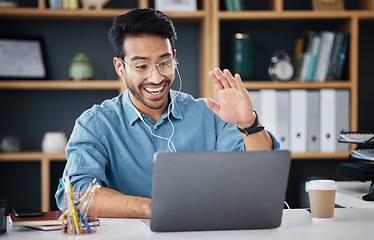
[{"x1": 119, "y1": 59, "x2": 182, "y2": 153}]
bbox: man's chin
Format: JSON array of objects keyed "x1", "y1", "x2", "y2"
[{"x1": 144, "y1": 98, "x2": 169, "y2": 110}]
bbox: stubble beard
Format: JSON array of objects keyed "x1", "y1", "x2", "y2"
[{"x1": 126, "y1": 77, "x2": 172, "y2": 110}]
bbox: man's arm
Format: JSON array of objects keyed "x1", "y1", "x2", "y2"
[
  {"x1": 205, "y1": 68, "x2": 273, "y2": 150},
  {"x1": 237, "y1": 119, "x2": 273, "y2": 150},
  {"x1": 89, "y1": 187, "x2": 151, "y2": 218}
]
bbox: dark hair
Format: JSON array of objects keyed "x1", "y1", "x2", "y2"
[{"x1": 108, "y1": 8, "x2": 177, "y2": 59}]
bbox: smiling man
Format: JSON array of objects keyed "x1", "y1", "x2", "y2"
[{"x1": 55, "y1": 8, "x2": 279, "y2": 218}]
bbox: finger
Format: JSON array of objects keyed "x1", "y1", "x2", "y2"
[
  {"x1": 234, "y1": 73, "x2": 248, "y2": 93},
  {"x1": 205, "y1": 98, "x2": 220, "y2": 116},
  {"x1": 213, "y1": 68, "x2": 231, "y2": 89},
  {"x1": 209, "y1": 71, "x2": 224, "y2": 91},
  {"x1": 223, "y1": 69, "x2": 238, "y2": 90}
]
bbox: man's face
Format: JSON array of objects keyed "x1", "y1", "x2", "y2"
[{"x1": 122, "y1": 35, "x2": 175, "y2": 112}]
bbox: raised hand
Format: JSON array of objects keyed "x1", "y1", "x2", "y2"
[{"x1": 205, "y1": 68, "x2": 256, "y2": 129}]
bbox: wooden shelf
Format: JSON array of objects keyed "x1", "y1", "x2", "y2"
[
  {"x1": 0, "y1": 152, "x2": 66, "y2": 212},
  {"x1": 218, "y1": 10, "x2": 374, "y2": 20},
  {"x1": 242, "y1": 81, "x2": 352, "y2": 90},
  {"x1": 0, "y1": 151, "x2": 66, "y2": 161},
  {"x1": 291, "y1": 152, "x2": 349, "y2": 159},
  {"x1": 0, "y1": 8, "x2": 207, "y2": 20},
  {"x1": 0, "y1": 80, "x2": 122, "y2": 90}
]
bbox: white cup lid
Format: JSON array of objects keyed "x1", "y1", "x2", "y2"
[{"x1": 308, "y1": 180, "x2": 337, "y2": 191}]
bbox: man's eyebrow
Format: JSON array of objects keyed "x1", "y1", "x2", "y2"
[
  {"x1": 159, "y1": 53, "x2": 172, "y2": 58},
  {"x1": 129, "y1": 53, "x2": 172, "y2": 61},
  {"x1": 130, "y1": 56, "x2": 149, "y2": 61}
]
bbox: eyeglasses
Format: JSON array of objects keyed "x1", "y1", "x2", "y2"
[{"x1": 119, "y1": 58, "x2": 178, "y2": 79}]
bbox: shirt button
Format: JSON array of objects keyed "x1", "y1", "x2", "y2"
[{"x1": 154, "y1": 126, "x2": 158, "y2": 130}]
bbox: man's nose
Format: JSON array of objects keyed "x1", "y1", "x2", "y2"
[{"x1": 147, "y1": 65, "x2": 163, "y2": 83}]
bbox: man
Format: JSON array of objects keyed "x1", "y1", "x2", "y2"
[{"x1": 55, "y1": 8, "x2": 279, "y2": 218}]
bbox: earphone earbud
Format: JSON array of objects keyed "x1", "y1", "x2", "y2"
[{"x1": 122, "y1": 61, "x2": 182, "y2": 153}]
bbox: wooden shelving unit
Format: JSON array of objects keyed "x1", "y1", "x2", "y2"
[
  {"x1": 208, "y1": 0, "x2": 374, "y2": 159},
  {"x1": 1, "y1": 0, "x2": 373, "y2": 210},
  {"x1": 0, "y1": 152, "x2": 66, "y2": 211},
  {"x1": 0, "y1": 0, "x2": 210, "y2": 211}
]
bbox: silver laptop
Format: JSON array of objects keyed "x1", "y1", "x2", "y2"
[{"x1": 149, "y1": 150, "x2": 291, "y2": 232}]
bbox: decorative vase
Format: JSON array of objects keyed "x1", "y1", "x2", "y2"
[
  {"x1": 229, "y1": 33, "x2": 255, "y2": 80},
  {"x1": 42, "y1": 132, "x2": 67, "y2": 153},
  {"x1": 0, "y1": 135, "x2": 20, "y2": 152},
  {"x1": 69, "y1": 53, "x2": 94, "y2": 80}
]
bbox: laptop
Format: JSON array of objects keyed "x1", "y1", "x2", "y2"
[{"x1": 148, "y1": 150, "x2": 291, "y2": 232}]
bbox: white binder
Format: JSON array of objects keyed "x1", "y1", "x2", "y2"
[
  {"x1": 320, "y1": 89, "x2": 336, "y2": 152},
  {"x1": 260, "y1": 89, "x2": 277, "y2": 137},
  {"x1": 248, "y1": 90, "x2": 261, "y2": 117},
  {"x1": 307, "y1": 90, "x2": 320, "y2": 152},
  {"x1": 276, "y1": 90, "x2": 290, "y2": 150},
  {"x1": 335, "y1": 90, "x2": 350, "y2": 152},
  {"x1": 290, "y1": 89, "x2": 307, "y2": 153}
]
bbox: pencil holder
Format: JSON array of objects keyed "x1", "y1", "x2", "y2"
[{"x1": 62, "y1": 191, "x2": 98, "y2": 235}]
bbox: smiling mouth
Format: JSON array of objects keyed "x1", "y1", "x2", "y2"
[{"x1": 144, "y1": 85, "x2": 165, "y2": 95}]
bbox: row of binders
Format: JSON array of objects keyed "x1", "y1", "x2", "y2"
[
  {"x1": 293, "y1": 31, "x2": 349, "y2": 82},
  {"x1": 48, "y1": 0, "x2": 79, "y2": 9},
  {"x1": 249, "y1": 89, "x2": 350, "y2": 153}
]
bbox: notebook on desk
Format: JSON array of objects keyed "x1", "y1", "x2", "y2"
[{"x1": 147, "y1": 150, "x2": 291, "y2": 232}]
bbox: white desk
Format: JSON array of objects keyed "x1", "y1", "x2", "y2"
[
  {"x1": 336, "y1": 181, "x2": 374, "y2": 208},
  {"x1": 3, "y1": 208, "x2": 374, "y2": 240}
]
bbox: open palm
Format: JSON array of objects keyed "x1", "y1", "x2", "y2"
[{"x1": 205, "y1": 68, "x2": 255, "y2": 127}]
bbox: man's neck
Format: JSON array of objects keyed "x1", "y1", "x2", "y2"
[{"x1": 129, "y1": 94, "x2": 169, "y2": 123}]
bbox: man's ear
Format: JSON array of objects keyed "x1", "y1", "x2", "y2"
[{"x1": 113, "y1": 57, "x2": 123, "y2": 76}]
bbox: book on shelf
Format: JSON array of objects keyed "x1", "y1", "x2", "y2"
[
  {"x1": 296, "y1": 31, "x2": 316, "y2": 81},
  {"x1": 292, "y1": 31, "x2": 349, "y2": 82},
  {"x1": 62, "y1": 0, "x2": 79, "y2": 9},
  {"x1": 48, "y1": 0, "x2": 63, "y2": 9},
  {"x1": 326, "y1": 32, "x2": 349, "y2": 81},
  {"x1": 314, "y1": 31, "x2": 335, "y2": 82},
  {"x1": 306, "y1": 33, "x2": 321, "y2": 82},
  {"x1": 293, "y1": 35, "x2": 305, "y2": 80},
  {"x1": 225, "y1": 0, "x2": 245, "y2": 11},
  {"x1": 9, "y1": 211, "x2": 62, "y2": 228},
  {"x1": 335, "y1": 32, "x2": 349, "y2": 80}
]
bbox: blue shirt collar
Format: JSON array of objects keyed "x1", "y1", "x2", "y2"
[{"x1": 122, "y1": 89, "x2": 183, "y2": 125}]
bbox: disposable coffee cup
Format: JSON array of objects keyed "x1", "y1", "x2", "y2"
[{"x1": 308, "y1": 180, "x2": 337, "y2": 221}]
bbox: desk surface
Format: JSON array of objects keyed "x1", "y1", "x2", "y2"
[
  {"x1": 336, "y1": 181, "x2": 374, "y2": 208},
  {"x1": 3, "y1": 208, "x2": 374, "y2": 240}
]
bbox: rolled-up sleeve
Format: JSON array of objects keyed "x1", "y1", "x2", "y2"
[{"x1": 55, "y1": 110, "x2": 109, "y2": 210}]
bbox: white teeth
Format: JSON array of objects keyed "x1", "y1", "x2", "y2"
[{"x1": 145, "y1": 86, "x2": 164, "y2": 93}]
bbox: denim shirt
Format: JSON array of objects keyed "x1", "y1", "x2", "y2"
[{"x1": 55, "y1": 89, "x2": 280, "y2": 209}]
